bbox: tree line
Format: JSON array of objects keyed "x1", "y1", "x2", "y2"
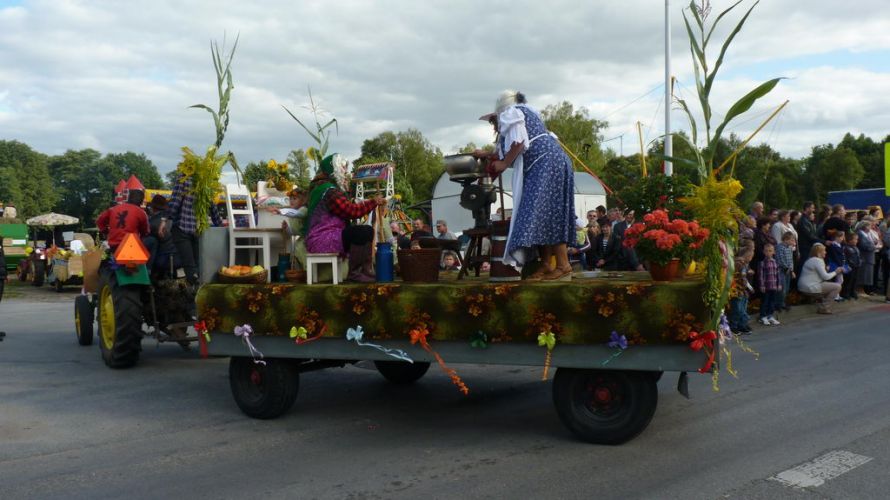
[{"x1": 1, "y1": 102, "x2": 886, "y2": 226}]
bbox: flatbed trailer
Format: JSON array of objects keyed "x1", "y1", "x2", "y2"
[{"x1": 197, "y1": 272, "x2": 714, "y2": 444}]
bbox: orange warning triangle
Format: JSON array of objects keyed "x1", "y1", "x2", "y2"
[{"x1": 114, "y1": 233, "x2": 150, "y2": 266}]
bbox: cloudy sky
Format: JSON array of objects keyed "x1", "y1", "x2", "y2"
[{"x1": 1, "y1": 0, "x2": 888, "y2": 177}]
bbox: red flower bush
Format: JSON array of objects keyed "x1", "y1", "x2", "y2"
[{"x1": 623, "y1": 209, "x2": 709, "y2": 265}]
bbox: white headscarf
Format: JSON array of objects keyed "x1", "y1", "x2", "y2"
[{"x1": 495, "y1": 89, "x2": 522, "y2": 115}]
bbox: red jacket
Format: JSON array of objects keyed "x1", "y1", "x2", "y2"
[{"x1": 97, "y1": 203, "x2": 149, "y2": 246}]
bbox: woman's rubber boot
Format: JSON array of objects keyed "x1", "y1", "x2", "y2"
[{"x1": 347, "y1": 242, "x2": 376, "y2": 283}]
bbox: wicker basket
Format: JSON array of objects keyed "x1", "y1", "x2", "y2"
[
  {"x1": 284, "y1": 269, "x2": 306, "y2": 283},
  {"x1": 397, "y1": 248, "x2": 442, "y2": 282},
  {"x1": 216, "y1": 270, "x2": 268, "y2": 284}
]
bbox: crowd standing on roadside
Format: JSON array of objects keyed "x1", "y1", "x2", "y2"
[{"x1": 731, "y1": 199, "x2": 889, "y2": 334}]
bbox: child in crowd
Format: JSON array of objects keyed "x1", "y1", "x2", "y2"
[
  {"x1": 758, "y1": 243, "x2": 782, "y2": 326},
  {"x1": 729, "y1": 242, "x2": 755, "y2": 334},
  {"x1": 775, "y1": 232, "x2": 796, "y2": 311},
  {"x1": 567, "y1": 217, "x2": 591, "y2": 270},
  {"x1": 841, "y1": 231, "x2": 861, "y2": 300},
  {"x1": 441, "y1": 250, "x2": 461, "y2": 271},
  {"x1": 825, "y1": 231, "x2": 847, "y2": 300}
]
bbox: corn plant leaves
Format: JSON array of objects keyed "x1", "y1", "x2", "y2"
[
  {"x1": 704, "y1": 0, "x2": 745, "y2": 47},
  {"x1": 710, "y1": 77, "x2": 784, "y2": 154},
  {"x1": 705, "y1": 1, "x2": 759, "y2": 96}
]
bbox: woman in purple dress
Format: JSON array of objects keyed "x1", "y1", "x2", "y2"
[
  {"x1": 304, "y1": 154, "x2": 385, "y2": 282},
  {"x1": 479, "y1": 90, "x2": 575, "y2": 281}
]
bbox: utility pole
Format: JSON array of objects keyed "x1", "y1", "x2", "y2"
[{"x1": 664, "y1": 0, "x2": 673, "y2": 176}]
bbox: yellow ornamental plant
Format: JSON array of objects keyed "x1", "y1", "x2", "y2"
[
  {"x1": 177, "y1": 146, "x2": 228, "y2": 235},
  {"x1": 266, "y1": 159, "x2": 293, "y2": 192}
]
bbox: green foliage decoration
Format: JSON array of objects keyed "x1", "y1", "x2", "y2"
[{"x1": 178, "y1": 146, "x2": 228, "y2": 235}]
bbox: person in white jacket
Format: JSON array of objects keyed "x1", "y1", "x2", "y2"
[{"x1": 798, "y1": 243, "x2": 845, "y2": 314}]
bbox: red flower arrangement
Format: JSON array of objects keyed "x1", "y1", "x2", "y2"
[{"x1": 622, "y1": 209, "x2": 710, "y2": 265}]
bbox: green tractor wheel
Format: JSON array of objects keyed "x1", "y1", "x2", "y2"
[{"x1": 97, "y1": 272, "x2": 143, "y2": 368}]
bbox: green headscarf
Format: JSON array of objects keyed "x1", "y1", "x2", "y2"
[{"x1": 303, "y1": 155, "x2": 337, "y2": 237}]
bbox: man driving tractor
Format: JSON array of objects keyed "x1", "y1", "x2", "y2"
[{"x1": 96, "y1": 188, "x2": 149, "y2": 252}]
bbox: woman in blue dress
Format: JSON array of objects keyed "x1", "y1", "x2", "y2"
[{"x1": 477, "y1": 90, "x2": 575, "y2": 281}]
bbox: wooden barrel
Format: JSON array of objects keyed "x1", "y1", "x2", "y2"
[{"x1": 489, "y1": 220, "x2": 521, "y2": 281}]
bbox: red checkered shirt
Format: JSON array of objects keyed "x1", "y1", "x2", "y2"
[
  {"x1": 758, "y1": 257, "x2": 781, "y2": 292},
  {"x1": 326, "y1": 189, "x2": 377, "y2": 220}
]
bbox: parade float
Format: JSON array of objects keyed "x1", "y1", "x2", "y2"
[{"x1": 193, "y1": 1, "x2": 784, "y2": 445}]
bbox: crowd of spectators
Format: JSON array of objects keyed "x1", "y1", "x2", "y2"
[
  {"x1": 575, "y1": 206, "x2": 643, "y2": 272},
  {"x1": 728, "y1": 200, "x2": 890, "y2": 334}
]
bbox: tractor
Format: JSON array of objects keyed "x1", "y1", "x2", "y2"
[{"x1": 75, "y1": 234, "x2": 198, "y2": 368}]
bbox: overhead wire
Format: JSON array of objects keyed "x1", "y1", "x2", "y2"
[{"x1": 602, "y1": 83, "x2": 664, "y2": 120}]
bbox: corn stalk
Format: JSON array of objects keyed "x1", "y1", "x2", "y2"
[
  {"x1": 189, "y1": 34, "x2": 243, "y2": 183},
  {"x1": 282, "y1": 87, "x2": 338, "y2": 171},
  {"x1": 674, "y1": 0, "x2": 782, "y2": 181}
]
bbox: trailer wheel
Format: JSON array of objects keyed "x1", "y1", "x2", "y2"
[
  {"x1": 97, "y1": 273, "x2": 142, "y2": 368},
  {"x1": 74, "y1": 294, "x2": 94, "y2": 346},
  {"x1": 374, "y1": 361, "x2": 431, "y2": 385},
  {"x1": 229, "y1": 357, "x2": 299, "y2": 419},
  {"x1": 32, "y1": 260, "x2": 45, "y2": 287},
  {"x1": 552, "y1": 369, "x2": 658, "y2": 445}
]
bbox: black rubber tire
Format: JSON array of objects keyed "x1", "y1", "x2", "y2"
[
  {"x1": 54, "y1": 278, "x2": 64, "y2": 292},
  {"x1": 17, "y1": 261, "x2": 29, "y2": 282},
  {"x1": 32, "y1": 259, "x2": 45, "y2": 287},
  {"x1": 74, "y1": 294, "x2": 94, "y2": 346},
  {"x1": 374, "y1": 360, "x2": 431, "y2": 385},
  {"x1": 97, "y1": 272, "x2": 143, "y2": 368},
  {"x1": 229, "y1": 357, "x2": 300, "y2": 419},
  {"x1": 552, "y1": 369, "x2": 658, "y2": 445}
]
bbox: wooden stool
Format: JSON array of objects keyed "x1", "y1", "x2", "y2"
[{"x1": 305, "y1": 253, "x2": 340, "y2": 285}]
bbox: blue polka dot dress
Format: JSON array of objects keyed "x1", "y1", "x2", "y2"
[{"x1": 502, "y1": 106, "x2": 575, "y2": 264}]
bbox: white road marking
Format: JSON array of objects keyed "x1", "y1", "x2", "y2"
[{"x1": 770, "y1": 450, "x2": 873, "y2": 488}]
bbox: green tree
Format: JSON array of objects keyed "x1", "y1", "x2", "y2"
[
  {"x1": 103, "y1": 152, "x2": 165, "y2": 189},
  {"x1": 804, "y1": 145, "x2": 864, "y2": 205},
  {"x1": 164, "y1": 169, "x2": 181, "y2": 188},
  {"x1": 838, "y1": 133, "x2": 884, "y2": 189},
  {"x1": 286, "y1": 149, "x2": 312, "y2": 190},
  {"x1": 241, "y1": 160, "x2": 269, "y2": 192},
  {"x1": 356, "y1": 129, "x2": 443, "y2": 206},
  {"x1": 0, "y1": 140, "x2": 56, "y2": 219},
  {"x1": 541, "y1": 101, "x2": 608, "y2": 172},
  {"x1": 648, "y1": 130, "x2": 701, "y2": 181},
  {"x1": 46, "y1": 149, "x2": 136, "y2": 227}
]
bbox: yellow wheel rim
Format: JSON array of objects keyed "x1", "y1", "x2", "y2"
[
  {"x1": 99, "y1": 285, "x2": 116, "y2": 351},
  {"x1": 75, "y1": 307, "x2": 82, "y2": 339}
]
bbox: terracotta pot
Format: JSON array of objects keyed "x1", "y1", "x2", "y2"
[{"x1": 648, "y1": 258, "x2": 680, "y2": 281}]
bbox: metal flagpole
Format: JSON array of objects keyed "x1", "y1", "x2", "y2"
[{"x1": 664, "y1": 0, "x2": 673, "y2": 176}]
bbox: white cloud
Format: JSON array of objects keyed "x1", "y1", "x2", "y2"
[{"x1": 0, "y1": 0, "x2": 888, "y2": 176}]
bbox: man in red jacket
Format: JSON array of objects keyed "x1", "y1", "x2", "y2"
[{"x1": 96, "y1": 189, "x2": 149, "y2": 250}]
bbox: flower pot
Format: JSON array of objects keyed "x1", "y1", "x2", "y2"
[{"x1": 648, "y1": 259, "x2": 680, "y2": 281}]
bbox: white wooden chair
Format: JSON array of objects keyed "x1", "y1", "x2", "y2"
[{"x1": 225, "y1": 183, "x2": 274, "y2": 282}]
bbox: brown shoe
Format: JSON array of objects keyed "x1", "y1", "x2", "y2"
[
  {"x1": 817, "y1": 306, "x2": 833, "y2": 314},
  {"x1": 525, "y1": 266, "x2": 553, "y2": 282},
  {"x1": 542, "y1": 266, "x2": 573, "y2": 281}
]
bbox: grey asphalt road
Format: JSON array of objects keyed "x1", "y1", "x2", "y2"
[{"x1": 1, "y1": 290, "x2": 889, "y2": 500}]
